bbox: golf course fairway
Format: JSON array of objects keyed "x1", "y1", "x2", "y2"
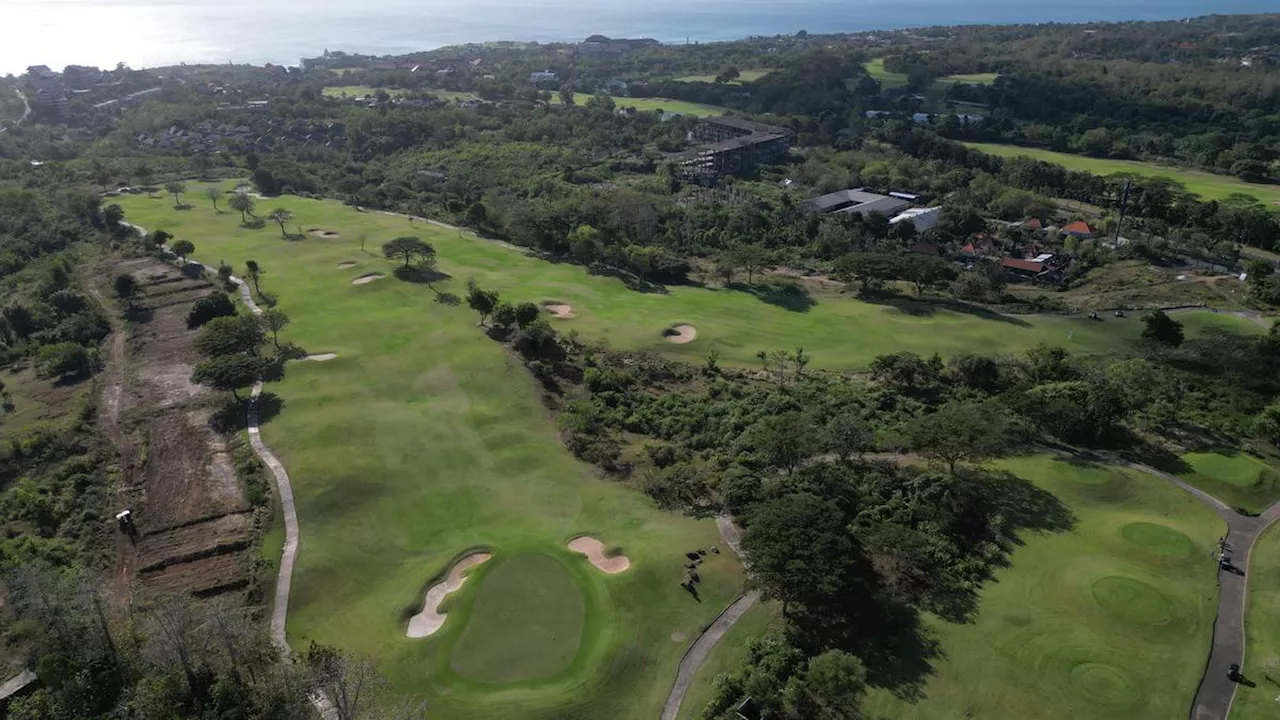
[{"x1": 863, "y1": 455, "x2": 1223, "y2": 720}]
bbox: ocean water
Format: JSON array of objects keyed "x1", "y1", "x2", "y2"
[{"x1": 1, "y1": 0, "x2": 1274, "y2": 74}]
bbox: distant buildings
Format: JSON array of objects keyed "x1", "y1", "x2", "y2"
[
  {"x1": 810, "y1": 188, "x2": 910, "y2": 218},
  {"x1": 530, "y1": 70, "x2": 558, "y2": 85},
  {"x1": 679, "y1": 117, "x2": 792, "y2": 181},
  {"x1": 574, "y1": 35, "x2": 659, "y2": 60}
]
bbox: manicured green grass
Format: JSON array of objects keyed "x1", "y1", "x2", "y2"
[
  {"x1": 1232, "y1": 521, "x2": 1280, "y2": 719},
  {"x1": 552, "y1": 92, "x2": 726, "y2": 117},
  {"x1": 674, "y1": 69, "x2": 773, "y2": 84},
  {"x1": 448, "y1": 552, "x2": 587, "y2": 683},
  {"x1": 864, "y1": 455, "x2": 1223, "y2": 720},
  {"x1": 964, "y1": 142, "x2": 1280, "y2": 207},
  {"x1": 113, "y1": 185, "x2": 747, "y2": 719},
  {"x1": 937, "y1": 72, "x2": 1000, "y2": 85},
  {"x1": 432, "y1": 90, "x2": 479, "y2": 103},
  {"x1": 322, "y1": 85, "x2": 405, "y2": 98},
  {"x1": 1178, "y1": 451, "x2": 1280, "y2": 514},
  {"x1": 865, "y1": 58, "x2": 910, "y2": 89},
  {"x1": 118, "y1": 186, "x2": 1257, "y2": 375},
  {"x1": 676, "y1": 600, "x2": 781, "y2": 720}
]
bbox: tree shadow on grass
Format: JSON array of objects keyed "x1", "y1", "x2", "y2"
[
  {"x1": 393, "y1": 265, "x2": 452, "y2": 284},
  {"x1": 435, "y1": 292, "x2": 461, "y2": 306},
  {"x1": 739, "y1": 280, "x2": 816, "y2": 312},
  {"x1": 240, "y1": 218, "x2": 266, "y2": 230},
  {"x1": 859, "y1": 290, "x2": 1033, "y2": 327}
]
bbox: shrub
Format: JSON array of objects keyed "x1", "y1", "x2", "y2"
[{"x1": 186, "y1": 293, "x2": 237, "y2": 329}]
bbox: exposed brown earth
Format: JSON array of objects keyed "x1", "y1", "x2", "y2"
[{"x1": 92, "y1": 258, "x2": 254, "y2": 600}]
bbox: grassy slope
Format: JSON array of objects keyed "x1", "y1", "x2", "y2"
[
  {"x1": 1179, "y1": 451, "x2": 1280, "y2": 515},
  {"x1": 551, "y1": 93, "x2": 726, "y2": 116},
  {"x1": 120, "y1": 187, "x2": 1258, "y2": 374},
  {"x1": 1233, "y1": 522, "x2": 1280, "y2": 718},
  {"x1": 115, "y1": 187, "x2": 745, "y2": 720},
  {"x1": 675, "y1": 600, "x2": 781, "y2": 720},
  {"x1": 936, "y1": 72, "x2": 1000, "y2": 85},
  {"x1": 866, "y1": 58, "x2": 910, "y2": 89},
  {"x1": 864, "y1": 455, "x2": 1223, "y2": 720},
  {"x1": 964, "y1": 142, "x2": 1280, "y2": 207}
]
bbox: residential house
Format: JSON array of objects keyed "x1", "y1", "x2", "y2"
[
  {"x1": 810, "y1": 188, "x2": 909, "y2": 217},
  {"x1": 1062, "y1": 220, "x2": 1096, "y2": 238}
]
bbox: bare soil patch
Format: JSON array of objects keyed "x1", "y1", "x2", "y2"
[
  {"x1": 308, "y1": 228, "x2": 341, "y2": 238},
  {"x1": 406, "y1": 552, "x2": 492, "y2": 638},
  {"x1": 351, "y1": 273, "x2": 385, "y2": 285},
  {"x1": 542, "y1": 302, "x2": 576, "y2": 319},
  {"x1": 568, "y1": 536, "x2": 631, "y2": 574},
  {"x1": 93, "y1": 258, "x2": 253, "y2": 600},
  {"x1": 663, "y1": 324, "x2": 698, "y2": 344},
  {"x1": 337, "y1": 261, "x2": 358, "y2": 269}
]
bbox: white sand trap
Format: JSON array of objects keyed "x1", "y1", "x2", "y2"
[
  {"x1": 337, "y1": 261, "x2": 358, "y2": 269},
  {"x1": 351, "y1": 273, "x2": 385, "y2": 285},
  {"x1": 663, "y1": 324, "x2": 697, "y2": 344},
  {"x1": 305, "y1": 353, "x2": 337, "y2": 362},
  {"x1": 309, "y1": 228, "x2": 341, "y2": 238},
  {"x1": 543, "y1": 302, "x2": 575, "y2": 319},
  {"x1": 568, "y1": 536, "x2": 631, "y2": 574},
  {"x1": 406, "y1": 552, "x2": 492, "y2": 638}
]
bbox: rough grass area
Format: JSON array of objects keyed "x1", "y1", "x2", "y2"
[
  {"x1": 864, "y1": 455, "x2": 1222, "y2": 720},
  {"x1": 676, "y1": 600, "x2": 781, "y2": 720},
  {"x1": 112, "y1": 184, "x2": 746, "y2": 719},
  {"x1": 674, "y1": 69, "x2": 773, "y2": 84},
  {"x1": 1005, "y1": 260, "x2": 1250, "y2": 311},
  {"x1": 0, "y1": 365, "x2": 90, "y2": 440},
  {"x1": 322, "y1": 85, "x2": 405, "y2": 98},
  {"x1": 551, "y1": 93, "x2": 726, "y2": 116},
  {"x1": 963, "y1": 142, "x2": 1280, "y2": 207},
  {"x1": 936, "y1": 71, "x2": 1000, "y2": 85},
  {"x1": 1178, "y1": 451, "x2": 1280, "y2": 515},
  {"x1": 1233, "y1": 522, "x2": 1280, "y2": 719},
  {"x1": 448, "y1": 552, "x2": 588, "y2": 684}
]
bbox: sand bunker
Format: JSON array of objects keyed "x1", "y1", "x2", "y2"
[
  {"x1": 309, "y1": 228, "x2": 341, "y2": 238},
  {"x1": 542, "y1": 302, "x2": 575, "y2": 319},
  {"x1": 663, "y1": 324, "x2": 697, "y2": 344},
  {"x1": 351, "y1": 273, "x2": 385, "y2": 285},
  {"x1": 337, "y1": 261, "x2": 358, "y2": 269},
  {"x1": 568, "y1": 536, "x2": 631, "y2": 574},
  {"x1": 305, "y1": 353, "x2": 337, "y2": 362},
  {"x1": 406, "y1": 552, "x2": 492, "y2": 638}
]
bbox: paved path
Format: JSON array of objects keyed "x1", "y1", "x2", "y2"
[
  {"x1": 123, "y1": 221, "x2": 301, "y2": 654},
  {"x1": 659, "y1": 515, "x2": 758, "y2": 720}
]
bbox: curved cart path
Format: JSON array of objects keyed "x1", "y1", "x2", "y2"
[
  {"x1": 659, "y1": 515, "x2": 758, "y2": 720},
  {"x1": 124, "y1": 222, "x2": 300, "y2": 653}
]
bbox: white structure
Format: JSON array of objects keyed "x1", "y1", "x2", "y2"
[
  {"x1": 530, "y1": 70, "x2": 558, "y2": 84},
  {"x1": 890, "y1": 206, "x2": 943, "y2": 232}
]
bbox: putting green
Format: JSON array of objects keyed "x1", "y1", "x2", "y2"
[
  {"x1": 1179, "y1": 451, "x2": 1280, "y2": 514},
  {"x1": 1090, "y1": 576, "x2": 1177, "y2": 627},
  {"x1": 1121, "y1": 523, "x2": 1195, "y2": 558},
  {"x1": 863, "y1": 455, "x2": 1222, "y2": 720},
  {"x1": 449, "y1": 552, "x2": 587, "y2": 683}
]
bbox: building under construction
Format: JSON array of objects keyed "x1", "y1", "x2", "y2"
[{"x1": 679, "y1": 116, "x2": 792, "y2": 182}]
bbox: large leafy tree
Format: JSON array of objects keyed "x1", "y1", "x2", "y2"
[
  {"x1": 741, "y1": 492, "x2": 855, "y2": 616},
  {"x1": 191, "y1": 354, "x2": 270, "y2": 399},
  {"x1": 228, "y1": 192, "x2": 255, "y2": 223},
  {"x1": 381, "y1": 236, "x2": 434, "y2": 268},
  {"x1": 194, "y1": 315, "x2": 265, "y2": 358},
  {"x1": 899, "y1": 400, "x2": 1011, "y2": 474}
]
